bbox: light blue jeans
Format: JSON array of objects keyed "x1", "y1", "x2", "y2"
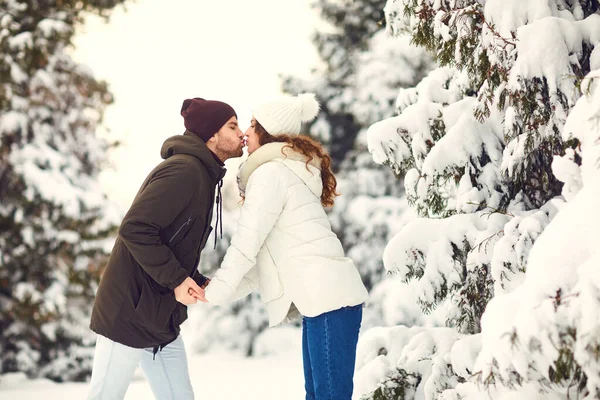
[{"x1": 87, "y1": 334, "x2": 194, "y2": 400}]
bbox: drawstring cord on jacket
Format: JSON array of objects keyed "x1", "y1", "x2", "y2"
[
  {"x1": 152, "y1": 344, "x2": 166, "y2": 360},
  {"x1": 214, "y1": 179, "x2": 224, "y2": 249}
]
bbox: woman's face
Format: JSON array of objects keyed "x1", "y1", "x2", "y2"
[{"x1": 244, "y1": 118, "x2": 261, "y2": 154}]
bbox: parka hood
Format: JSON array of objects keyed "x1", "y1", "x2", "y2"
[
  {"x1": 160, "y1": 131, "x2": 226, "y2": 182},
  {"x1": 238, "y1": 142, "x2": 322, "y2": 199}
]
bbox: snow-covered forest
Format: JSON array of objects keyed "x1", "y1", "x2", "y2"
[
  {"x1": 358, "y1": 0, "x2": 600, "y2": 398},
  {"x1": 1, "y1": 0, "x2": 599, "y2": 399},
  {"x1": 0, "y1": 0, "x2": 125, "y2": 381}
]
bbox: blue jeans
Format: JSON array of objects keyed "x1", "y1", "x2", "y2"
[{"x1": 302, "y1": 304, "x2": 363, "y2": 400}]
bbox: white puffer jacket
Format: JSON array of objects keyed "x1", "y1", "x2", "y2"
[{"x1": 204, "y1": 142, "x2": 369, "y2": 327}]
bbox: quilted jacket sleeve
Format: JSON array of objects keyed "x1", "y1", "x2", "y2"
[
  {"x1": 205, "y1": 162, "x2": 285, "y2": 304},
  {"x1": 227, "y1": 266, "x2": 260, "y2": 302}
]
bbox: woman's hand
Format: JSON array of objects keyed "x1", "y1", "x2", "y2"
[
  {"x1": 174, "y1": 277, "x2": 206, "y2": 304},
  {"x1": 187, "y1": 278, "x2": 210, "y2": 303}
]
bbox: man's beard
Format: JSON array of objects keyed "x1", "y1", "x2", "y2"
[
  {"x1": 230, "y1": 146, "x2": 243, "y2": 158},
  {"x1": 218, "y1": 144, "x2": 243, "y2": 159}
]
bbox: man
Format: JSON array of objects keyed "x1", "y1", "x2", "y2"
[{"x1": 87, "y1": 98, "x2": 244, "y2": 400}]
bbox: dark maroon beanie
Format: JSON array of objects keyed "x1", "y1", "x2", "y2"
[{"x1": 180, "y1": 98, "x2": 237, "y2": 142}]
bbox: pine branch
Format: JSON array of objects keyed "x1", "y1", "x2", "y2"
[
  {"x1": 469, "y1": 229, "x2": 504, "y2": 255},
  {"x1": 465, "y1": 202, "x2": 515, "y2": 217}
]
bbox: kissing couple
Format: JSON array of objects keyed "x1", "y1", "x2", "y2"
[{"x1": 87, "y1": 93, "x2": 369, "y2": 400}]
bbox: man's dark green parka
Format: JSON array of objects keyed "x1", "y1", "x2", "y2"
[{"x1": 90, "y1": 131, "x2": 225, "y2": 348}]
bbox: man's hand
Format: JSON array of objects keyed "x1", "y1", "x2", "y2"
[{"x1": 174, "y1": 277, "x2": 206, "y2": 305}]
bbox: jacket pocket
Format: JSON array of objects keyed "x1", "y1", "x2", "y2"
[
  {"x1": 257, "y1": 244, "x2": 284, "y2": 303},
  {"x1": 169, "y1": 215, "x2": 195, "y2": 246},
  {"x1": 133, "y1": 282, "x2": 177, "y2": 332}
]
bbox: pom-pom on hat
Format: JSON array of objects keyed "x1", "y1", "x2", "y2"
[
  {"x1": 252, "y1": 93, "x2": 320, "y2": 135},
  {"x1": 181, "y1": 98, "x2": 237, "y2": 142}
]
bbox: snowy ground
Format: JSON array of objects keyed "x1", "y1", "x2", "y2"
[{"x1": 0, "y1": 341, "x2": 305, "y2": 400}]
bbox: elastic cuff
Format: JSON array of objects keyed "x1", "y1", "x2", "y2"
[
  {"x1": 193, "y1": 273, "x2": 210, "y2": 288},
  {"x1": 205, "y1": 279, "x2": 236, "y2": 304},
  {"x1": 166, "y1": 268, "x2": 189, "y2": 290}
]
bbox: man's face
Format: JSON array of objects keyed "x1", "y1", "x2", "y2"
[
  {"x1": 244, "y1": 118, "x2": 261, "y2": 155},
  {"x1": 210, "y1": 116, "x2": 244, "y2": 160}
]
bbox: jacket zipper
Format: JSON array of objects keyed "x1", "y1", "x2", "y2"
[
  {"x1": 169, "y1": 215, "x2": 193, "y2": 244},
  {"x1": 189, "y1": 223, "x2": 212, "y2": 278},
  {"x1": 199, "y1": 223, "x2": 209, "y2": 245}
]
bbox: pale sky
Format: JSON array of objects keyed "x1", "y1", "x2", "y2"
[{"x1": 72, "y1": 0, "x2": 320, "y2": 210}]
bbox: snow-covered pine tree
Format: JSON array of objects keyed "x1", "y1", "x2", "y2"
[
  {"x1": 356, "y1": 0, "x2": 600, "y2": 398},
  {"x1": 283, "y1": 0, "x2": 404, "y2": 167},
  {"x1": 0, "y1": 0, "x2": 125, "y2": 382},
  {"x1": 441, "y1": 71, "x2": 600, "y2": 400}
]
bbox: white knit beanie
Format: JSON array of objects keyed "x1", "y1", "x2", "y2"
[{"x1": 252, "y1": 93, "x2": 320, "y2": 135}]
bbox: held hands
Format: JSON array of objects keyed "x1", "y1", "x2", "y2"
[
  {"x1": 174, "y1": 277, "x2": 207, "y2": 305},
  {"x1": 191, "y1": 278, "x2": 211, "y2": 301}
]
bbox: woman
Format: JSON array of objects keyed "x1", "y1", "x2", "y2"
[{"x1": 204, "y1": 93, "x2": 369, "y2": 400}]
